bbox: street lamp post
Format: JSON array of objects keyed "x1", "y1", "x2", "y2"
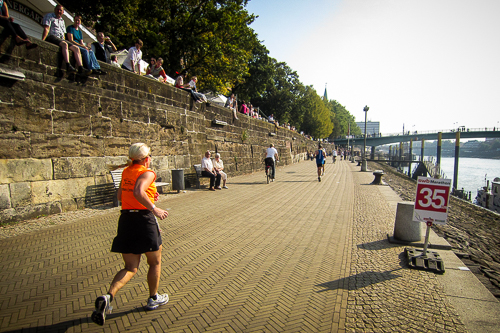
[{"x1": 361, "y1": 105, "x2": 369, "y2": 171}]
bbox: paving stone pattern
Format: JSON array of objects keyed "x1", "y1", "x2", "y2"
[{"x1": 0, "y1": 160, "x2": 467, "y2": 332}]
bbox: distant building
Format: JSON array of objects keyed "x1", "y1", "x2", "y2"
[
  {"x1": 355, "y1": 121, "x2": 380, "y2": 136},
  {"x1": 462, "y1": 140, "x2": 481, "y2": 149}
]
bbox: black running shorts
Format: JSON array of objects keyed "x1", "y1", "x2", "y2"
[{"x1": 111, "y1": 210, "x2": 162, "y2": 254}]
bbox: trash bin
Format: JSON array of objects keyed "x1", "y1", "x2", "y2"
[{"x1": 171, "y1": 169, "x2": 185, "y2": 193}]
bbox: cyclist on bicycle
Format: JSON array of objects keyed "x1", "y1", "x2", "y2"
[{"x1": 264, "y1": 144, "x2": 279, "y2": 180}]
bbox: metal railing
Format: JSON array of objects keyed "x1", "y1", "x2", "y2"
[{"x1": 336, "y1": 127, "x2": 499, "y2": 141}]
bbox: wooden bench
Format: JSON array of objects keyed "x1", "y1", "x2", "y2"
[
  {"x1": 193, "y1": 164, "x2": 212, "y2": 189},
  {"x1": 110, "y1": 168, "x2": 169, "y2": 207}
]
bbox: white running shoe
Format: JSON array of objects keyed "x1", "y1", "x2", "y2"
[
  {"x1": 91, "y1": 294, "x2": 113, "y2": 326},
  {"x1": 146, "y1": 293, "x2": 169, "y2": 310}
]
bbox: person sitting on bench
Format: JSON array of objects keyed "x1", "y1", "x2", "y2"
[{"x1": 201, "y1": 151, "x2": 221, "y2": 191}]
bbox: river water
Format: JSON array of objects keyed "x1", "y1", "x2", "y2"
[{"x1": 423, "y1": 156, "x2": 500, "y2": 196}]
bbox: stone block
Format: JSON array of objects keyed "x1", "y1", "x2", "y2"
[
  {"x1": 90, "y1": 115, "x2": 113, "y2": 138},
  {"x1": 99, "y1": 97, "x2": 122, "y2": 119},
  {"x1": 151, "y1": 155, "x2": 169, "y2": 172},
  {"x1": 158, "y1": 128, "x2": 175, "y2": 143},
  {"x1": 80, "y1": 136, "x2": 105, "y2": 157},
  {"x1": 59, "y1": 198, "x2": 77, "y2": 212},
  {"x1": 167, "y1": 155, "x2": 177, "y2": 169},
  {"x1": 0, "y1": 207, "x2": 17, "y2": 223},
  {"x1": 30, "y1": 133, "x2": 82, "y2": 158},
  {"x1": 156, "y1": 170, "x2": 171, "y2": 184},
  {"x1": 94, "y1": 174, "x2": 108, "y2": 185},
  {"x1": 0, "y1": 158, "x2": 52, "y2": 183},
  {"x1": 17, "y1": 60, "x2": 47, "y2": 78},
  {"x1": 75, "y1": 197, "x2": 86, "y2": 210},
  {"x1": 103, "y1": 137, "x2": 130, "y2": 156},
  {"x1": 24, "y1": 70, "x2": 44, "y2": 82},
  {"x1": 0, "y1": 184, "x2": 11, "y2": 209},
  {"x1": 53, "y1": 157, "x2": 107, "y2": 179},
  {"x1": 54, "y1": 88, "x2": 98, "y2": 114},
  {"x1": 9, "y1": 182, "x2": 31, "y2": 207},
  {"x1": 0, "y1": 84, "x2": 53, "y2": 134},
  {"x1": 52, "y1": 110, "x2": 91, "y2": 136},
  {"x1": 122, "y1": 102, "x2": 150, "y2": 123},
  {"x1": 0, "y1": 132, "x2": 31, "y2": 159},
  {"x1": 31, "y1": 177, "x2": 95, "y2": 204},
  {"x1": 39, "y1": 43, "x2": 62, "y2": 68}
]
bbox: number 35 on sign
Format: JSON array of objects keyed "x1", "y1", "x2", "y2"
[{"x1": 413, "y1": 177, "x2": 452, "y2": 224}]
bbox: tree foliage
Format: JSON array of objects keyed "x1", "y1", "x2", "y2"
[
  {"x1": 62, "y1": 0, "x2": 257, "y2": 94},
  {"x1": 325, "y1": 100, "x2": 361, "y2": 139},
  {"x1": 298, "y1": 86, "x2": 333, "y2": 139},
  {"x1": 243, "y1": 59, "x2": 302, "y2": 123},
  {"x1": 61, "y1": 0, "x2": 358, "y2": 138}
]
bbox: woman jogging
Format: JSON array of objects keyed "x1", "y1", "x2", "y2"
[{"x1": 92, "y1": 143, "x2": 169, "y2": 326}]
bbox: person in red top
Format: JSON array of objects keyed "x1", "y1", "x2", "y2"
[
  {"x1": 239, "y1": 100, "x2": 248, "y2": 115},
  {"x1": 92, "y1": 143, "x2": 169, "y2": 326},
  {"x1": 145, "y1": 58, "x2": 168, "y2": 82}
]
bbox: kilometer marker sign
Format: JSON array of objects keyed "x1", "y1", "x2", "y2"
[{"x1": 413, "y1": 177, "x2": 452, "y2": 224}]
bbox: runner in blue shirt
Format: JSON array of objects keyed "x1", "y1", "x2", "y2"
[{"x1": 315, "y1": 145, "x2": 325, "y2": 182}]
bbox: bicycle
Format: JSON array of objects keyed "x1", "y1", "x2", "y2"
[{"x1": 265, "y1": 159, "x2": 278, "y2": 184}]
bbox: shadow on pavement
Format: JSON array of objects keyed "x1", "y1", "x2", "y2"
[
  {"x1": 316, "y1": 253, "x2": 408, "y2": 292},
  {"x1": 357, "y1": 238, "x2": 398, "y2": 250},
  {"x1": 1, "y1": 308, "x2": 146, "y2": 333},
  {"x1": 315, "y1": 269, "x2": 403, "y2": 292}
]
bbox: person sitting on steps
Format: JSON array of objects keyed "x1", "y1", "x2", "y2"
[{"x1": 42, "y1": 5, "x2": 90, "y2": 76}]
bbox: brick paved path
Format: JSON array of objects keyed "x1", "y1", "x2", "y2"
[{"x1": 0, "y1": 160, "x2": 467, "y2": 332}]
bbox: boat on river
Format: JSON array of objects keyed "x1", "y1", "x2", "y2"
[{"x1": 474, "y1": 177, "x2": 500, "y2": 213}]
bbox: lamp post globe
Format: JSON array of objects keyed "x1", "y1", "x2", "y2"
[{"x1": 362, "y1": 106, "x2": 369, "y2": 171}]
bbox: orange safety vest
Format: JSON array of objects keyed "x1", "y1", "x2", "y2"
[{"x1": 120, "y1": 164, "x2": 157, "y2": 210}]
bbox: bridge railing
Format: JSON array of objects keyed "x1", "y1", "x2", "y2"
[{"x1": 335, "y1": 127, "x2": 499, "y2": 141}]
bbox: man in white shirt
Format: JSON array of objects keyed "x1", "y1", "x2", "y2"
[
  {"x1": 121, "y1": 39, "x2": 143, "y2": 74},
  {"x1": 41, "y1": 5, "x2": 88, "y2": 75},
  {"x1": 201, "y1": 151, "x2": 221, "y2": 191},
  {"x1": 264, "y1": 144, "x2": 279, "y2": 180}
]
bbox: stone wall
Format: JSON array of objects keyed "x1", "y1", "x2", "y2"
[{"x1": 0, "y1": 31, "x2": 331, "y2": 222}]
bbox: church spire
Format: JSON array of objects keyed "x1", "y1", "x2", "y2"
[{"x1": 323, "y1": 83, "x2": 328, "y2": 101}]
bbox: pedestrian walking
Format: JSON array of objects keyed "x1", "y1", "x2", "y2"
[
  {"x1": 315, "y1": 145, "x2": 325, "y2": 182},
  {"x1": 91, "y1": 143, "x2": 169, "y2": 326}
]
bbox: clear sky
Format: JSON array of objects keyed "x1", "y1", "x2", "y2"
[{"x1": 245, "y1": 0, "x2": 500, "y2": 135}]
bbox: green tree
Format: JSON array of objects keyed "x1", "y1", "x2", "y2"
[
  {"x1": 299, "y1": 86, "x2": 333, "y2": 139},
  {"x1": 62, "y1": 0, "x2": 258, "y2": 94},
  {"x1": 232, "y1": 42, "x2": 274, "y2": 103},
  {"x1": 325, "y1": 100, "x2": 360, "y2": 139},
  {"x1": 246, "y1": 59, "x2": 302, "y2": 123}
]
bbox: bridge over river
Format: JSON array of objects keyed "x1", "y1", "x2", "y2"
[
  {"x1": 333, "y1": 127, "x2": 500, "y2": 147},
  {"x1": 333, "y1": 127, "x2": 500, "y2": 192}
]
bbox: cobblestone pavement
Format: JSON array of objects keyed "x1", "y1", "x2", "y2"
[{"x1": 0, "y1": 160, "x2": 468, "y2": 332}]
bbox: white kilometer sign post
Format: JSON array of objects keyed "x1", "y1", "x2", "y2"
[{"x1": 413, "y1": 176, "x2": 452, "y2": 256}]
